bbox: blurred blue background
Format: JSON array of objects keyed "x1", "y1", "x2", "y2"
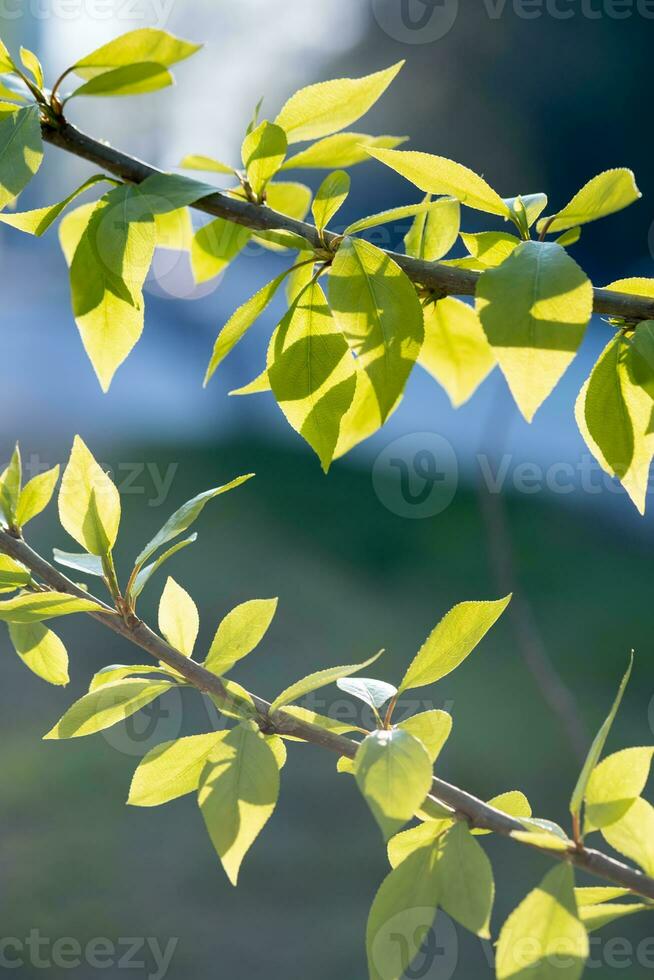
[{"x1": 1, "y1": 2, "x2": 654, "y2": 978}]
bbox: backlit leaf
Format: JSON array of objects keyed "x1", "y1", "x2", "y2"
[
  {"x1": 601, "y1": 797, "x2": 654, "y2": 875},
  {"x1": 282, "y1": 132, "x2": 406, "y2": 170},
  {"x1": 354, "y1": 728, "x2": 432, "y2": 839},
  {"x1": 190, "y1": 217, "x2": 250, "y2": 283},
  {"x1": 70, "y1": 63, "x2": 174, "y2": 99},
  {"x1": 205, "y1": 597, "x2": 278, "y2": 675},
  {"x1": 312, "y1": 170, "x2": 350, "y2": 234},
  {"x1": 419, "y1": 298, "x2": 495, "y2": 408},
  {"x1": 585, "y1": 746, "x2": 654, "y2": 832},
  {"x1": 8, "y1": 622, "x2": 69, "y2": 685},
  {"x1": 537, "y1": 169, "x2": 641, "y2": 234},
  {"x1": 336, "y1": 677, "x2": 397, "y2": 711},
  {"x1": 269, "y1": 648, "x2": 383, "y2": 713},
  {"x1": 73, "y1": 28, "x2": 200, "y2": 77},
  {"x1": 241, "y1": 121, "x2": 287, "y2": 197},
  {"x1": 128, "y1": 732, "x2": 224, "y2": 807},
  {"x1": 0, "y1": 592, "x2": 102, "y2": 624},
  {"x1": 44, "y1": 678, "x2": 174, "y2": 739},
  {"x1": 404, "y1": 195, "x2": 460, "y2": 261},
  {"x1": 58, "y1": 435, "x2": 120, "y2": 556},
  {"x1": 158, "y1": 576, "x2": 198, "y2": 657},
  {"x1": 0, "y1": 104, "x2": 43, "y2": 209},
  {"x1": 396, "y1": 709, "x2": 452, "y2": 763},
  {"x1": 15, "y1": 465, "x2": 60, "y2": 527}
]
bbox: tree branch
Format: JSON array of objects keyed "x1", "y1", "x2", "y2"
[
  {"x1": 1, "y1": 527, "x2": 653, "y2": 900},
  {"x1": 42, "y1": 119, "x2": 654, "y2": 324}
]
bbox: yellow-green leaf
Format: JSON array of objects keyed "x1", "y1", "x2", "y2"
[
  {"x1": 0, "y1": 104, "x2": 43, "y2": 209},
  {"x1": 44, "y1": 678, "x2": 174, "y2": 739},
  {"x1": 15, "y1": 465, "x2": 59, "y2": 527},
  {"x1": 0, "y1": 592, "x2": 102, "y2": 624},
  {"x1": 460, "y1": 230, "x2": 521, "y2": 269},
  {"x1": 19, "y1": 46, "x2": 43, "y2": 88},
  {"x1": 354, "y1": 728, "x2": 432, "y2": 839},
  {"x1": 419, "y1": 297, "x2": 495, "y2": 408},
  {"x1": 205, "y1": 597, "x2": 277, "y2": 675},
  {"x1": 241, "y1": 121, "x2": 287, "y2": 197},
  {"x1": 269, "y1": 648, "x2": 383, "y2": 713},
  {"x1": 585, "y1": 746, "x2": 654, "y2": 833},
  {"x1": 130, "y1": 534, "x2": 197, "y2": 601},
  {"x1": 0, "y1": 443, "x2": 21, "y2": 525},
  {"x1": 8, "y1": 622, "x2": 69, "y2": 685},
  {"x1": 387, "y1": 817, "x2": 453, "y2": 867},
  {"x1": 70, "y1": 63, "x2": 174, "y2": 99},
  {"x1": 128, "y1": 732, "x2": 223, "y2": 807},
  {"x1": 158, "y1": 576, "x2": 199, "y2": 657},
  {"x1": 0, "y1": 555, "x2": 31, "y2": 593},
  {"x1": 601, "y1": 797, "x2": 654, "y2": 875},
  {"x1": 472, "y1": 790, "x2": 532, "y2": 836},
  {"x1": 436, "y1": 823, "x2": 494, "y2": 938},
  {"x1": 73, "y1": 28, "x2": 200, "y2": 77},
  {"x1": 396, "y1": 709, "x2": 452, "y2": 763},
  {"x1": 404, "y1": 195, "x2": 460, "y2": 261},
  {"x1": 537, "y1": 169, "x2": 641, "y2": 234},
  {"x1": 579, "y1": 901, "x2": 652, "y2": 932},
  {"x1": 58, "y1": 435, "x2": 120, "y2": 556},
  {"x1": 190, "y1": 217, "x2": 250, "y2": 283},
  {"x1": 179, "y1": 154, "x2": 234, "y2": 175},
  {"x1": 282, "y1": 132, "x2": 407, "y2": 170},
  {"x1": 312, "y1": 170, "x2": 350, "y2": 234}
]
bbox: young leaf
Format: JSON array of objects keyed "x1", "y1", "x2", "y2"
[
  {"x1": 354, "y1": 728, "x2": 433, "y2": 839},
  {"x1": 15, "y1": 465, "x2": 60, "y2": 527},
  {"x1": 198, "y1": 720, "x2": 280, "y2": 885},
  {"x1": 0, "y1": 105, "x2": 43, "y2": 209},
  {"x1": 476, "y1": 241, "x2": 593, "y2": 422},
  {"x1": 336, "y1": 677, "x2": 397, "y2": 711},
  {"x1": 282, "y1": 132, "x2": 407, "y2": 170},
  {"x1": 496, "y1": 864, "x2": 588, "y2": 980},
  {"x1": 0, "y1": 175, "x2": 110, "y2": 237},
  {"x1": 471, "y1": 790, "x2": 533, "y2": 836},
  {"x1": 53, "y1": 550, "x2": 104, "y2": 578},
  {"x1": 8, "y1": 622, "x2": 69, "y2": 686},
  {"x1": 0, "y1": 592, "x2": 103, "y2": 624},
  {"x1": 366, "y1": 843, "x2": 440, "y2": 980},
  {"x1": 44, "y1": 679, "x2": 175, "y2": 739},
  {"x1": 179, "y1": 154, "x2": 234, "y2": 175},
  {"x1": 569, "y1": 652, "x2": 633, "y2": 821},
  {"x1": 19, "y1": 46, "x2": 42, "y2": 87},
  {"x1": 579, "y1": 901, "x2": 652, "y2": 932},
  {"x1": 190, "y1": 217, "x2": 250, "y2": 283},
  {"x1": 328, "y1": 237, "x2": 424, "y2": 420},
  {"x1": 601, "y1": 797, "x2": 654, "y2": 876},
  {"x1": 269, "y1": 649, "x2": 383, "y2": 713},
  {"x1": 265, "y1": 181, "x2": 312, "y2": 222},
  {"x1": 396, "y1": 709, "x2": 452, "y2": 763},
  {"x1": 73, "y1": 28, "x2": 200, "y2": 77},
  {"x1": 343, "y1": 199, "x2": 442, "y2": 236},
  {"x1": 58, "y1": 436, "x2": 121, "y2": 556},
  {"x1": 205, "y1": 597, "x2": 278, "y2": 676},
  {"x1": 158, "y1": 577, "x2": 199, "y2": 657},
  {"x1": 368, "y1": 147, "x2": 510, "y2": 217},
  {"x1": 537, "y1": 169, "x2": 641, "y2": 234},
  {"x1": 436, "y1": 823, "x2": 494, "y2": 937},
  {"x1": 399, "y1": 596, "x2": 511, "y2": 694},
  {"x1": 311, "y1": 170, "x2": 350, "y2": 234},
  {"x1": 584, "y1": 746, "x2": 654, "y2": 833},
  {"x1": 89, "y1": 663, "x2": 175, "y2": 691},
  {"x1": 419, "y1": 298, "x2": 495, "y2": 408},
  {"x1": 133, "y1": 474, "x2": 253, "y2": 569},
  {"x1": 128, "y1": 732, "x2": 224, "y2": 807},
  {"x1": 0, "y1": 38, "x2": 15, "y2": 72},
  {"x1": 69, "y1": 63, "x2": 174, "y2": 99},
  {"x1": 504, "y1": 192, "x2": 548, "y2": 230},
  {"x1": 241, "y1": 121, "x2": 287, "y2": 197},
  {"x1": 268, "y1": 282, "x2": 357, "y2": 471},
  {"x1": 387, "y1": 817, "x2": 453, "y2": 868},
  {"x1": 404, "y1": 195, "x2": 460, "y2": 261},
  {"x1": 275, "y1": 62, "x2": 403, "y2": 144},
  {"x1": 459, "y1": 230, "x2": 521, "y2": 269},
  {"x1": 0, "y1": 555, "x2": 31, "y2": 592},
  {"x1": 0, "y1": 443, "x2": 21, "y2": 526},
  {"x1": 129, "y1": 534, "x2": 198, "y2": 601}
]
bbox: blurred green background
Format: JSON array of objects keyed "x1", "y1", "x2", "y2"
[{"x1": 1, "y1": 1, "x2": 654, "y2": 978}]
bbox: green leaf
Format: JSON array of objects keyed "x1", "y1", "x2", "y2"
[
  {"x1": 280, "y1": 705, "x2": 362, "y2": 737},
  {"x1": 58, "y1": 435, "x2": 121, "y2": 556},
  {"x1": 205, "y1": 597, "x2": 278, "y2": 676},
  {"x1": 575, "y1": 887, "x2": 631, "y2": 907},
  {"x1": 344, "y1": 199, "x2": 442, "y2": 236},
  {"x1": 208, "y1": 679, "x2": 257, "y2": 723},
  {"x1": 265, "y1": 180, "x2": 312, "y2": 222},
  {"x1": 537, "y1": 168, "x2": 641, "y2": 234},
  {"x1": 190, "y1": 217, "x2": 250, "y2": 283},
  {"x1": 368, "y1": 146, "x2": 510, "y2": 217},
  {"x1": 460, "y1": 230, "x2": 521, "y2": 269},
  {"x1": 8, "y1": 622, "x2": 69, "y2": 685},
  {"x1": 555, "y1": 226, "x2": 582, "y2": 247},
  {"x1": 399, "y1": 596, "x2": 511, "y2": 694},
  {"x1": 436, "y1": 823, "x2": 494, "y2": 937},
  {"x1": 269, "y1": 648, "x2": 383, "y2": 713},
  {"x1": 328, "y1": 237, "x2": 423, "y2": 420},
  {"x1": 387, "y1": 817, "x2": 453, "y2": 868},
  {"x1": 14, "y1": 465, "x2": 59, "y2": 528},
  {"x1": 282, "y1": 132, "x2": 407, "y2": 170},
  {"x1": 44, "y1": 678, "x2": 175, "y2": 739},
  {"x1": 472, "y1": 790, "x2": 532, "y2": 836},
  {"x1": 404, "y1": 195, "x2": 460, "y2": 262},
  {"x1": 476, "y1": 241, "x2": 593, "y2": 422},
  {"x1": 19, "y1": 47, "x2": 43, "y2": 88},
  {"x1": 53, "y1": 549, "x2": 104, "y2": 578},
  {"x1": 275, "y1": 62, "x2": 403, "y2": 144},
  {"x1": 496, "y1": 864, "x2": 588, "y2": 980},
  {"x1": 198, "y1": 720, "x2": 280, "y2": 885},
  {"x1": 204, "y1": 268, "x2": 294, "y2": 384},
  {"x1": 241, "y1": 121, "x2": 287, "y2": 197},
  {"x1": 0, "y1": 104, "x2": 43, "y2": 209},
  {"x1": 579, "y1": 901, "x2": 652, "y2": 932},
  {"x1": 366, "y1": 843, "x2": 440, "y2": 980},
  {"x1": 158, "y1": 576, "x2": 198, "y2": 657},
  {"x1": 576, "y1": 335, "x2": 654, "y2": 514},
  {"x1": 0, "y1": 175, "x2": 110, "y2": 237},
  {"x1": 419, "y1": 298, "x2": 495, "y2": 408},
  {"x1": 0, "y1": 592, "x2": 102, "y2": 624},
  {"x1": 0, "y1": 443, "x2": 21, "y2": 525},
  {"x1": 569, "y1": 652, "x2": 633, "y2": 821},
  {"x1": 179, "y1": 154, "x2": 234, "y2": 175},
  {"x1": 89, "y1": 663, "x2": 175, "y2": 691},
  {"x1": 134, "y1": 474, "x2": 253, "y2": 569},
  {"x1": 504, "y1": 192, "x2": 548, "y2": 230},
  {"x1": 252, "y1": 227, "x2": 313, "y2": 251},
  {"x1": 137, "y1": 171, "x2": 218, "y2": 210},
  {"x1": 0, "y1": 38, "x2": 16, "y2": 72},
  {"x1": 312, "y1": 170, "x2": 350, "y2": 234},
  {"x1": 354, "y1": 728, "x2": 433, "y2": 839},
  {"x1": 628, "y1": 321, "x2": 654, "y2": 401},
  {"x1": 69, "y1": 62, "x2": 174, "y2": 99},
  {"x1": 584, "y1": 746, "x2": 654, "y2": 833},
  {"x1": 0, "y1": 555, "x2": 31, "y2": 593},
  {"x1": 268, "y1": 282, "x2": 357, "y2": 471},
  {"x1": 130, "y1": 534, "x2": 197, "y2": 601},
  {"x1": 73, "y1": 28, "x2": 200, "y2": 77},
  {"x1": 336, "y1": 677, "x2": 397, "y2": 711},
  {"x1": 154, "y1": 207, "x2": 193, "y2": 251},
  {"x1": 601, "y1": 797, "x2": 654, "y2": 875},
  {"x1": 128, "y1": 732, "x2": 224, "y2": 807},
  {"x1": 396, "y1": 709, "x2": 452, "y2": 763}
]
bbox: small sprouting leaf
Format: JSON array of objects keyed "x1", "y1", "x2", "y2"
[
  {"x1": 128, "y1": 732, "x2": 224, "y2": 807},
  {"x1": 503, "y1": 192, "x2": 548, "y2": 230},
  {"x1": 0, "y1": 443, "x2": 21, "y2": 526},
  {"x1": 399, "y1": 596, "x2": 511, "y2": 694},
  {"x1": 0, "y1": 555, "x2": 31, "y2": 593},
  {"x1": 344, "y1": 199, "x2": 442, "y2": 236},
  {"x1": 15, "y1": 465, "x2": 60, "y2": 527},
  {"x1": 241, "y1": 120, "x2": 287, "y2": 197},
  {"x1": 190, "y1": 217, "x2": 250, "y2": 283},
  {"x1": 8, "y1": 622, "x2": 69, "y2": 686},
  {"x1": 73, "y1": 28, "x2": 200, "y2": 77},
  {"x1": 19, "y1": 47, "x2": 43, "y2": 88},
  {"x1": 537, "y1": 169, "x2": 641, "y2": 235},
  {"x1": 328, "y1": 237, "x2": 424, "y2": 421},
  {"x1": 476, "y1": 241, "x2": 593, "y2": 422},
  {"x1": 58, "y1": 435, "x2": 121, "y2": 556},
  {"x1": 179, "y1": 154, "x2": 234, "y2": 175},
  {"x1": 584, "y1": 746, "x2": 654, "y2": 833},
  {"x1": 0, "y1": 105, "x2": 43, "y2": 209},
  {"x1": 275, "y1": 62, "x2": 403, "y2": 144},
  {"x1": 158, "y1": 577, "x2": 199, "y2": 657},
  {"x1": 69, "y1": 63, "x2": 174, "y2": 99},
  {"x1": 601, "y1": 797, "x2": 654, "y2": 876},
  {"x1": 496, "y1": 864, "x2": 588, "y2": 980},
  {"x1": 396, "y1": 709, "x2": 452, "y2": 763},
  {"x1": 0, "y1": 592, "x2": 103, "y2": 624},
  {"x1": 404, "y1": 195, "x2": 460, "y2": 262},
  {"x1": 569, "y1": 652, "x2": 633, "y2": 822},
  {"x1": 354, "y1": 728, "x2": 432, "y2": 839},
  {"x1": 198, "y1": 720, "x2": 280, "y2": 885},
  {"x1": 282, "y1": 132, "x2": 406, "y2": 170},
  {"x1": 205, "y1": 597, "x2": 278, "y2": 676},
  {"x1": 336, "y1": 677, "x2": 397, "y2": 711},
  {"x1": 53, "y1": 549, "x2": 104, "y2": 578},
  {"x1": 312, "y1": 170, "x2": 350, "y2": 234},
  {"x1": 368, "y1": 146, "x2": 510, "y2": 217},
  {"x1": 129, "y1": 534, "x2": 197, "y2": 600},
  {"x1": 44, "y1": 678, "x2": 175, "y2": 739},
  {"x1": 436, "y1": 823, "x2": 494, "y2": 938},
  {"x1": 269, "y1": 649, "x2": 383, "y2": 713},
  {"x1": 419, "y1": 298, "x2": 495, "y2": 408}
]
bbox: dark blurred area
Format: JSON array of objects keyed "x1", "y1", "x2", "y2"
[{"x1": 1, "y1": 2, "x2": 654, "y2": 978}]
